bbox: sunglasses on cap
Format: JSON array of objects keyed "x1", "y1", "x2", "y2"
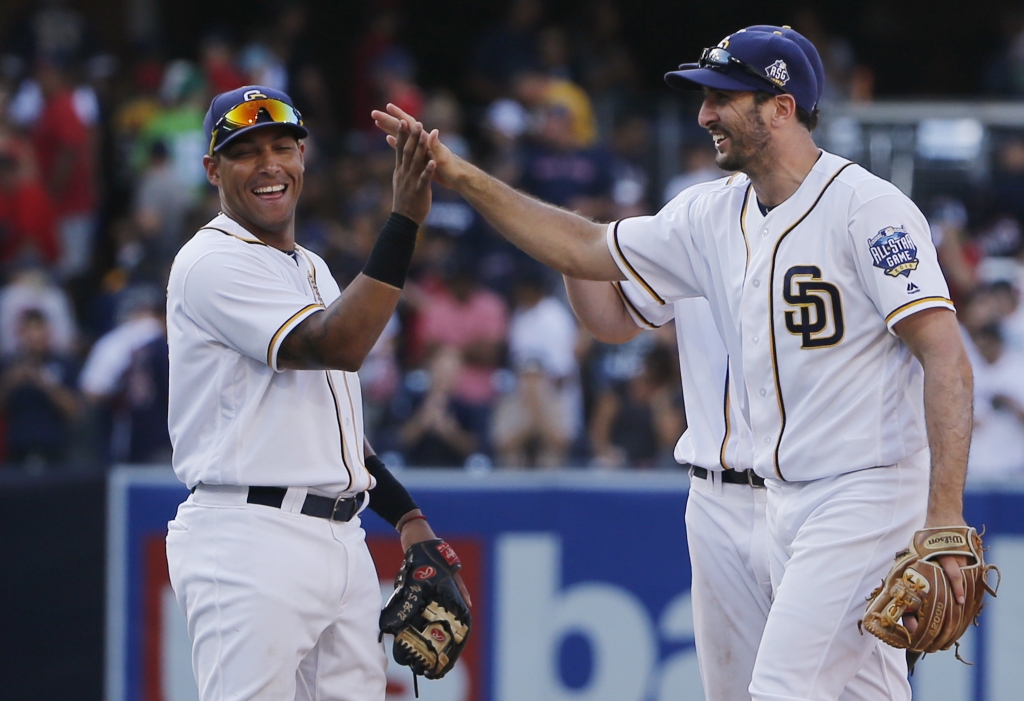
[
  {"x1": 208, "y1": 98, "x2": 304, "y2": 156},
  {"x1": 697, "y1": 47, "x2": 789, "y2": 93}
]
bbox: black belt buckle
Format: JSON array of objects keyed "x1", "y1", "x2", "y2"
[
  {"x1": 330, "y1": 492, "x2": 362, "y2": 522},
  {"x1": 745, "y1": 470, "x2": 766, "y2": 488}
]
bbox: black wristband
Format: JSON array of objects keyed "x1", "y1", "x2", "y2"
[
  {"x1": 365, "y1": 454, "x2": 419, "y2": 528},
  {"x1": 361, "y1": 212, "x2": 419, "y2": 289}
]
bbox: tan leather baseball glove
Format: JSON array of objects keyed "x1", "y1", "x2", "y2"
[{"x1": 860, "y1": 526, "x2": 999, "y2": 661}]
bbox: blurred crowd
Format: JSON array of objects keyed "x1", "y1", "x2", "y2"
[{"x1": 1, "y1": 0, "x2": 1023, "y2": 480}]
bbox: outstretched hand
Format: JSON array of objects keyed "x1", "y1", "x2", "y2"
[
  {"x1": 373, "y1": 104, "x2": 457, "y2": 188},
  {"x1": 391, "y1": 118, "x2": 436, "y2": 224}
]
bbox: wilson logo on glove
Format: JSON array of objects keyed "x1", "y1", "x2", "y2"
[{"x1": 859, "y1": 526, "x2": 999, "y2": 662}]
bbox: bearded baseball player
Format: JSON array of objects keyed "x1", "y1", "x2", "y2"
[
  {"x1": 564, "y1": 27, "x2": 913, "y2": 701},
  {"x1": 165, "y1": 86, "x2": 469, "y2": 701},
  {"x1": 374, "y1": 22, "x2": 976, "y2": 700}
]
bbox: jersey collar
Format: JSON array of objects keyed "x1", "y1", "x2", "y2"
[{"x1": 203, "y1": 212, "x2": 268, "y2": 246}]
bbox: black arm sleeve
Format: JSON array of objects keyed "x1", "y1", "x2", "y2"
[{"x1": 365, "y1": 454, "x2": 419, "y2": 527}]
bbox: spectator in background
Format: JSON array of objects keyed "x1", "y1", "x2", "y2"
[
  {"x1": 518, "y1": 101, "x2": 614, "y2": 221},
  {"x1": 31, "y1": 59, "x2": 97, "y2": 280},
  {"x1": 78, "y1": 285, "x2": 166, "y2": 463},
  {"x1": 662, "y1": 141, "x2": 725, "y2": 204},
  {"x1": 199, "y1": 32, "x2": 246, "y2": 95},
  {"x1": 513, "y1": 67, "x2": 598, "y2": 148},
  {"x1": 416, "y1": 253, "x2": 509, "y2": 455},
  {"x1": 359, "y1": 314, "x2": 402, "y2": 449},
  {"x1": 609, "y1": 112, "x2": 653, "y2": 218},
  {"x1": 468, "y1": 0, "x2": 545, "y2": 103},
  {"x1": 395, "y1": 346, "x2": 479, "y2": 467},
  {"x1": 0, "y1": 263, "x2": 76, "y2": 356},
  {"x1": 0, "y1": 134, "x2": 59, "y2": 266},
  {"x1": 492, "y1": 271, "x2": 581, "y2": 467},
  {"x1": 0, "y1": 308, "x2": 81, "y2": 468},
  {"x1": 589, "y1": 343, "x2": 684, "y2": 468},
  {"x1": 574, "y1": 0, "x2": 639, "y2": 136},
  {"x1": 131, "y1": 60, "x2": 208, "y2": 195},
  {"x1": 132, "y1": 139, "x2": 195, "y2": 268},
  {"x1": 968, "y1": 323, "x2": 1024, "y2": 481},
  {"x1": 370, "y1": 47, "x2": 424, "y2": 123}
]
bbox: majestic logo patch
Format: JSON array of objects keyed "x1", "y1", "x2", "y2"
[
  {"x1": 765, "y1": 60, "x2": 790, "y2": 86},
  {"x1": 907, "y1": 282, "x2": 920, "y2": 294},
  {"x1": 868, "y1": 226, "x2": 919, "y2": 277}
]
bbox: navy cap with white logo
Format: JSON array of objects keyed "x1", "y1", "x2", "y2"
[
  {"x1": 745, "y1": 25, "x2": 824, "y2": 108},
  {"x1": 665, "y1": 29, "x2": 819, "y2": 113},
  {"x1": 203, "y1": 85, "x2": 309, "y2": 156}
]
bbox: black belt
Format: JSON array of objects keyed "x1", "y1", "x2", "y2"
[
  {"x1": 246, "y1": 486, "x2": 366, "y2": 522},
  {"x1": 691, "y1": 465, "x2": 766, "y2": 488}
]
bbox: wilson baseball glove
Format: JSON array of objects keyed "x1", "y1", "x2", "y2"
[
  {"x1": 379, "y1": 539, "x2": 471, "y2": 680},
  {"x1": 860, "y1": 526, "x2": 999, "y2": 660}
]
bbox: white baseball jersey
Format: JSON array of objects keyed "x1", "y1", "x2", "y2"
[
  {"x1": 613, "y1": 284, "x2": 754, "y2": 472},
  {"x1": 167, "y1": 213, "x2": 373, "y2": 493},
  {"x1": 608, "y1": 150, "x2": 953, "y2": 481}
]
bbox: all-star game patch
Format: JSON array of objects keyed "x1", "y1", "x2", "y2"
[{"x1": 868, "y1": 225, "x2": 919, "y2": 277}]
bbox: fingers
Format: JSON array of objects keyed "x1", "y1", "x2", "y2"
[
  {"x1": 903, "y1": 614, "x2": 919, "y2": 635},
  {"x1": 455, "y1": 572, "x2": 473, "y2": 608},
  {"x1": 419, "y1": 160, "x2": 437, "y2": 186},
  {"x1": 941, "y1": 555, "x2": 967, "y2": 604},
  {"x1": 394, "y1": 119, "x2": 409, "y2": 167},
  {"x1": 401, "y1": 121, "x2": 423, "y2": 167},
  {"x1": 386, "y1": 102, "x2": 417, "y2": 125}
]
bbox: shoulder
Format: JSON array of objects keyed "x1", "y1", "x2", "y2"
[
  {"x1": 823, "y1": 153, "x2": 917, "y2": 210},
  {"x1": 665, "y1": 173, "x2": 749, "y2": 211}
]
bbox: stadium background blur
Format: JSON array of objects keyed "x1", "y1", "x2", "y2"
[{"x1": 3, "y1": 1, "x2": 1024, "y2": 699}]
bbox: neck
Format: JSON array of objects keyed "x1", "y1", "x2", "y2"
[
  {"x1": 746, "y1": 134, "x2": 820, "y2": 208},
  {"x1": 221, "y1": 204, "x2": 295, "y2": 251}
]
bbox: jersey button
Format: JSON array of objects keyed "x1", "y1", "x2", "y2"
[
  {"x1": 763, "y1": 437, "x2": 771, "y2": 445},
  {"x1": 753, "y1": 279, "x2": 761, "y2": 288},
  {"x1": 759, "y1": 388, "x2": 767, "y2": 397},
  {"x1": 752, "y1": 336, "x2": 759, "y2": 344},
  {"x1": 761, "y1": 229, "x2": 768, "y2": 238}
]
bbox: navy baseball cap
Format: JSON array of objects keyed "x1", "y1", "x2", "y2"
[
  {"x1": 665, "y1": 29, "x2": 818, "y2": 113},
  {"x1": 746, "y1": 25, "x2": 824, "y2": 108},
  {"x1": 204, "y1": 85, "x2": 308, "y2": 156}
]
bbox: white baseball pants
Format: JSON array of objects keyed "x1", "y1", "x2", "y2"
[
  {"x1": 165, "y1": 485, "x2": 387, "y2": 701},
  {"x1": 688, "y1": 469, "x2": 914, "y2": 701},
  {"x1": 750, "y1": 451, "x2": 929, "y2": 701}
]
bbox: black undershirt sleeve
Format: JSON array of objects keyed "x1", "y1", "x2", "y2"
[
  {"x1": 365, "y1": 454, "x2": 419, "y2": 527},
  {"x1": 361, "y1": 212, "x2": 419, "y2": 289}
]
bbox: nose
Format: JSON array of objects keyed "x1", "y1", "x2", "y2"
[
  {"x1": 255, "y1": 146, "x2": 284, "y2": 173},
  {"x1": 698, "y1": 98, "x2": 716, "y2": 129}
]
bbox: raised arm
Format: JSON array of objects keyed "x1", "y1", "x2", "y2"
[
  {"x1": 372, "y1": 104, "x2": 624, "y2": 282},
  {"x1": 563, "y1": 277, "x2": 643, "y2": 344},
  {"x1": 279, "y1": 121, "x2": 433, "y2": 370},
  {"x1": 894, "y1": 307, "x2": 973, "y2": 600}
]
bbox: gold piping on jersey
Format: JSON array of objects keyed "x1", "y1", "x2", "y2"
[
  {"x1": 719, "y1": 361, "x2": 732, "y2": 470},
  {"x1": 325, "y1": 371, "x2": 354, "y2": 490},
  {"x1": 739, "y1": 185, "x2": 753, "y2": 272},
  {"x1": 884, "y1": 296, "x2": 955, "y2": 325},
  {"x1": 727, "y1": 173, "x2": 742, "y2": 185},
  {"x1": 201, "y1": 225, "x2": 268, "y2": 246},
  {"x1": 766, "y1": 161, "x2": 855, "y2": 480},
  {"x1": 342, "y1": 373, "x2": 371, "y2": 482},
  {"x1": 612, "y1": 282, "x2": 663, "y2": 329},
  {"x1": 611, "y1": 220, "x2": 666, "y2": 305},
  {"x1": 296, "y1": 247, "x2": 325, "y2": 305},
  {"x1": 266, "y1": 304, "x2": 324, "y2": 366}
]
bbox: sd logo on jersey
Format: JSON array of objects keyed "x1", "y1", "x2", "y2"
[{"x1": 868, "y1": 226, "x2": 919, "y2": 277}]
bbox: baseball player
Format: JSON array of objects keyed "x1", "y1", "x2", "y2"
[
  {"x1": 165, "y1": 86, "x2": 461, "y2": 701},
  {"x1": 373, "y1": 23, "x2": 973, "y2": 701}
]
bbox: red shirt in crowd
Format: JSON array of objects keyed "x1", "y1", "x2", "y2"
[
  {"x1": 0, "y1": 180, "x2": 59, "y2": 264},
  {"x1": 31, "y1": 90, "x2": 96, "y2": 217}
]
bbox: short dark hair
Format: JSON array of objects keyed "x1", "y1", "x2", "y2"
[{"x1": 753, "y1": 91, "x2": 818, "y2": 132}]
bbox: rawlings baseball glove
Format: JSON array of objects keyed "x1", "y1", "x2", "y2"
[
  {"x1": 860, "y1": 526, "x2": 999, "y2": 660},
  {"x1": 379, "y1": 539, "x2": 471, "y2": 680}
]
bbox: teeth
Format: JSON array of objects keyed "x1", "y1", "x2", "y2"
[{"x1": 254, "y1": 184, "x2": 286, "y2": 194}]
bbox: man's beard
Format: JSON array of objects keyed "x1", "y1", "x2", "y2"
[{"x1": 714, "y1": 106, "x2": 772, "y2": 174}]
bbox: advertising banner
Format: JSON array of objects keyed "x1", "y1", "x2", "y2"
[{"x1": 105, "y1": 468, "x2": 1023, "y2": 701}]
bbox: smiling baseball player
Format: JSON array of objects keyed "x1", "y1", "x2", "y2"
[
  {"x1": 164, "y1": 86, "x2": 469, "y2": 701},
  {"x1": 373, "y1": 22, "x2": 975, "y2": 700}
]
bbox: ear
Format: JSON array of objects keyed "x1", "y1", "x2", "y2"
[
  {"x1": 203, "y1": 154, "x2": 220, "y2": 187},
  {"x1": 771, "y1": 94, "x2": 798, "y2": 127}
]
